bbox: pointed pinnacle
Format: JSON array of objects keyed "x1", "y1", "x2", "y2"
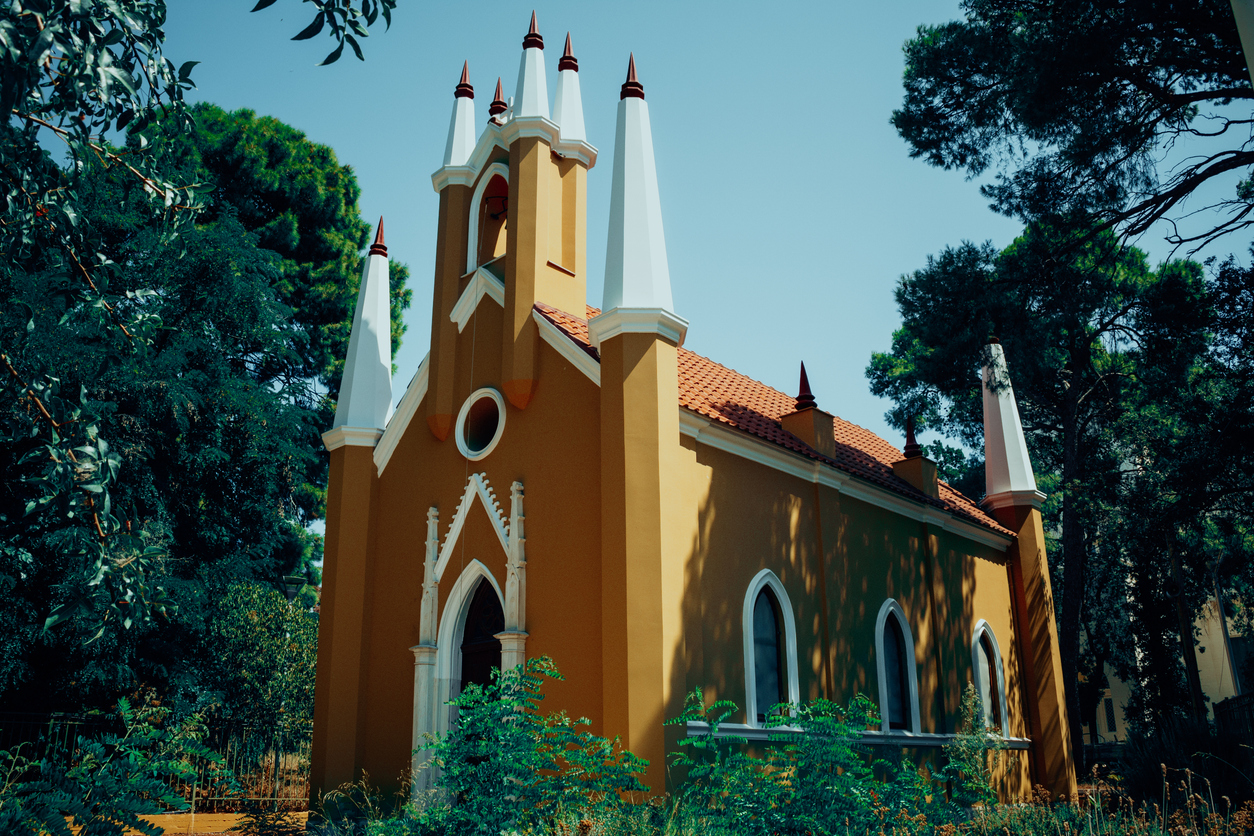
[
  {"x1": 489, "y1": 77, "x2": 507, "y2": 117},
  {"x1": 620, "y1": 52, "x2": 645, "y2": 100},
  {"x1": 795, "y1": 362, "x2": 817, "y2": 411},
  {"x1": 369, "y1": 217, "x2": 387, "y2": 257},
  {"x1": 558, "y1": 32, "x2": 578, "y2": 72},
  {"x1": 454, "y1": 60, "x2": 474, "y2": 99},
  {"x1": 523, "y1": 10, "x2": 544, "y2": 49},
  {"x1": 903, "y1": 416, "x2": 923, "y2": 459}
]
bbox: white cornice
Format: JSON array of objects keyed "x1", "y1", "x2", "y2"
[
  {"x1": 450, "y1": 267, "x2": 505, "y2": 332},
  {"x1": 322, "y1": 426, "x2": 383, "y2": 451},
  {"x1": 432, "y1": 115, "x2": 597, "y2": 192},
  {"x1": 500, "y1": 114, "x2": 559, "y2": 147},
  {"x1": 587, "y1": 307, "x2": 688, "y2": 350},
  {"x1": 982, "y1": 489, "x2": 1046, "y2": 512},
  {"x1": 374, "y1": 353, "x2": 429, "y2": 475},
  {"x1": 532, "y1": 309, "x2": 600, "y2": 386},
  {"x1": 553, "y1": 137, "x2": 597, "y2": 168},
  {"x1": 432, "y1": 124, "x2": 509, "y2": 192},
  {"x1": 678, "y1": 410, "x2": 1013, "y2": 550}
]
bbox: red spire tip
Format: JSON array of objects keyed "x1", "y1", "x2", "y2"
[
  {"x1": 620, "y1": 52, "x2": 644, "y2": 100},
  {"x1": 903, "y1": 416, "x2": 923, "y2": 459},
  {"x1": 369, "y1": 217, "x2": 387, "y2": 257},
  {"x1": 558, "y1": 32, "x2": 578, "y2": 72},
  {"x1": 523, "y1": 10, "x2": 544, "y2": 49},
  {"x1": 795, "y1": 362, "x2": 817, "y2": 411},
  {"x1": 454, "y1": 60, "x2": 473, "y2": 99},
  {"x1": 489, "y1": 77, "x2": 507, "y2": 117}
]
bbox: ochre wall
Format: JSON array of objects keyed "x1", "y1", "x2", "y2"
[{"x1": 347, "y1": 299, "x2": 606, "y2": 793}]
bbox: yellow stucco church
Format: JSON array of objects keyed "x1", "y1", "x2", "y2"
[{"x1": 311, "y1": 16, "x2": 1077, "y2": 801}]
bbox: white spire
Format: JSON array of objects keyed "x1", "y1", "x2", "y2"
[
  {"x1": 513, "y1": 11, "x2": 550, "y2": 120},
  {"x1": 590, "y1": 55, "x2": 686, "y2": 349},
  {"x1": 981, "y1": 341, "x2": 1043, "y2": 509},
  {"x1": 553, "y1": 33, "x2": 586, "y2": 143},
  {"x1": 333, "y1": 219, "x2": 393, "y2": 432},
  {"x1": 442, "y1": 62, "x2": 476, "y2": 167}
]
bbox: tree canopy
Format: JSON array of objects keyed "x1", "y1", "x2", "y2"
[
  {"x1": 866, "y1": 220, "x2": 1229, "y2": 754},
  {"x1": 893, "y1": 0, "x2": 1254, "y2": 251},
  {"x1": 0, "y1": 99, "x2": 409, "y2": 716}
]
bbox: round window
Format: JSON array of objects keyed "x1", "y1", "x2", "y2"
[{"x1": 455, "y1": 388, "x2": 506, "y2": 461}]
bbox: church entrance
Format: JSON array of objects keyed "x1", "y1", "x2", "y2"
[{"x1": 458, "y1": 579, "x2": 504, "y2": 693}]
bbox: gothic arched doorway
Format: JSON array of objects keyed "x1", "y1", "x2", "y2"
[{"x1": 459, "y1": 578, "x2": 504, "y2": 693}]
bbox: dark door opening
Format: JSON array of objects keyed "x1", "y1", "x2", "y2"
[{"x1": 459, "y1": 579, "x2": 504, "y2": 692}]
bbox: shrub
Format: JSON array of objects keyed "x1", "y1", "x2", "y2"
[{"x1": 410, "y1": 657, "x2": 647, "y2": 836}]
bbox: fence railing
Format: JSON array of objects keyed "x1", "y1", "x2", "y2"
[
  {"x1": 1214, "y1": 692, "x2": 1254, "y2": 742},
  {"x1": 0, "y1": 712, "x2": 311, "y2": 812}
]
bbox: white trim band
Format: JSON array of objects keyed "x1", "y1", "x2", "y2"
[
  {"x1": 587, "y1": 307, "x2": 689, "y2": 350},
  {"x1": 322, "y1": 426, "x2": 383, "y2": 451}
]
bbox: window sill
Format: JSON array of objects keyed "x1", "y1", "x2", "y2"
[{"x1": 684, "y1": 722, "x2": 1031, "y2": 750}]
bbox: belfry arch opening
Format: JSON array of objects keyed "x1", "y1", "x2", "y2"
[{"x1": 476, "y1": 174, "x2": 508, "y2": 268}]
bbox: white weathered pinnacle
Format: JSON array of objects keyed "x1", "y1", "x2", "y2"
[
  {"x1": 553, "y1": 66, "x2": 586, "y2": 143},
  {"x1": 602, "y1": 93, "x2": 672, "y2": 311},
  {"x1": 514, "y1": 42, "x2": 549, "y2": 120},
  {"x1": 333, "y1": 233, "x2": 393, "y2": 431},
  {"x1": 443, "y1": 94, "x2": 476, "y2": 167},
  {"x1": 981, "y1": 342, "x2": 1042, "y2": 509}
]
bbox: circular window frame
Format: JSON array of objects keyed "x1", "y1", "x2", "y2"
[{"x1": 455, "y1": 387, "x2": 507, "y2": 461}]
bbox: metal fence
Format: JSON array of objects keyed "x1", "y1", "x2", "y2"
[
  {"x1": 1215, "y1": 692, "x2": 1254, "y2": 742},
  {"x1": 0, "y1": 712, "x2": 311, "y2": 812}
]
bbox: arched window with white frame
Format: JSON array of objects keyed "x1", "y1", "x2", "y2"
[
  {"x1": 742, "y1": 569, "x2": 800, "y2": 727},
  {"x1": 971, "y1": 620, "x2": 1009, "y2": 736},
  {"x1": 874, "y1": 598, "x2": 921, "y2": 733},
  {"x1": 466, "y1": 162, "x2": 510, "y2": 272}
]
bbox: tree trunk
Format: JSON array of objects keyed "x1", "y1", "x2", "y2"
[
  {"x1": 1169, "y1": 542, "x2": 1208, "y2": 723},
  {"x1": 1057, "y1": 375, "x2": 1088, "y2": 775}
]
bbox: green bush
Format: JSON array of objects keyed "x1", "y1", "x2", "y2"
[
  {"x1": 407, "y1": 657, "x2": 648, "y2": 836},
  {"x1": 0, "y1": 697, "x2": 228, "y2": 836}
]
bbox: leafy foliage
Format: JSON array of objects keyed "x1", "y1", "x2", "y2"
[
  {"x1": 893, "y1": 0, "x2": 1254, "y2": 251},
  {"x1": 0, "y1": 697, "x2": 229, "y2": 836},
  {"x1": 668, "y1": 689, "x2": 961, "y2": 835},
  {"x1": 197, "y1": 582, "x2": 318, "y2": 730},
  {"x1": 865, "y1": 219, "x2": 1222, "y2": 754},
  {"x1": 409, "y1": 657, "x2": 648, "y2": 836},
  {"x1": 251, "y1": 0, "x2": 399, "y2": 66}
]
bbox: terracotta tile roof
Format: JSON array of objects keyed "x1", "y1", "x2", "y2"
[{"x1": 535, "y1": 303, "x2": 1012, "y2": 538}]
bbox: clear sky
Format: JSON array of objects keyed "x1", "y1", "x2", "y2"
[{"x1": 160, "y1": 2, "x2": 1067, "y2": 447}]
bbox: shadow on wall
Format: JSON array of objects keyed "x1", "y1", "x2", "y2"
[{"x1": 673, "y1": 400, "x2": 1030, "y2": 798}]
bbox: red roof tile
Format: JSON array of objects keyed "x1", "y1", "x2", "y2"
[{"x1": 535, "y1": 303, "x2": 1012, "y2": 538}]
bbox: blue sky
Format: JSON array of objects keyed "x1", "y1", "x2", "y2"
[{"x1": 161, "y1": 1, "x2": 1202, "y2": 448}]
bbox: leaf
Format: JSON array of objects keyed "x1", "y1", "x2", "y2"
[
  {"x1": 178, "y1": 60, "x2": 199, "y2": 82},
  {"x1": 318, "y1": 39, "x2": 344, "y2": 66},
  {"x1": 291, "y1": 12, "x2": 326, "y2": 41},
  {"x1": 251, "y1": 0, "x2": 280, "y2": 9},
  {"x1": 344, "y1": 34, "x2": 364, "y2": 61}
]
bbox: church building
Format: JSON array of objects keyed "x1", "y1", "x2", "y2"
[{"x1": 311, "y1": 15, "x2": 1076, "y2": 801}]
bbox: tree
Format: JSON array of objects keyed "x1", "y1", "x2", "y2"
[
  {"x1": 866, "y1": 220, "x2": 1211, "y2": 763},
  {"x1": 0, "y1": 0, "x2": 403, "y2": 641},
  {"x1": 0, "y1": 100, "x2": 410, "y2": 713},
  {"x1": 893, "y1": 0, "x2": 1254, "y2": 252}
]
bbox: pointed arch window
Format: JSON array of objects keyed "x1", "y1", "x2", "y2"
[
  {"x1": 971, "y1": 620, "x2": 1009, "y2": 736},
  {"x1": 743, "y1": 570, "x2": 800, "y2": 727},
  {"x1": 875, "y1": 599, "x2": 921, "y2": 733}
]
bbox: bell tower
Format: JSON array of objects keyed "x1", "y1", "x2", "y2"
[{"x1": 426, "y1": 13, "x2": 597, "y2": 433}]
